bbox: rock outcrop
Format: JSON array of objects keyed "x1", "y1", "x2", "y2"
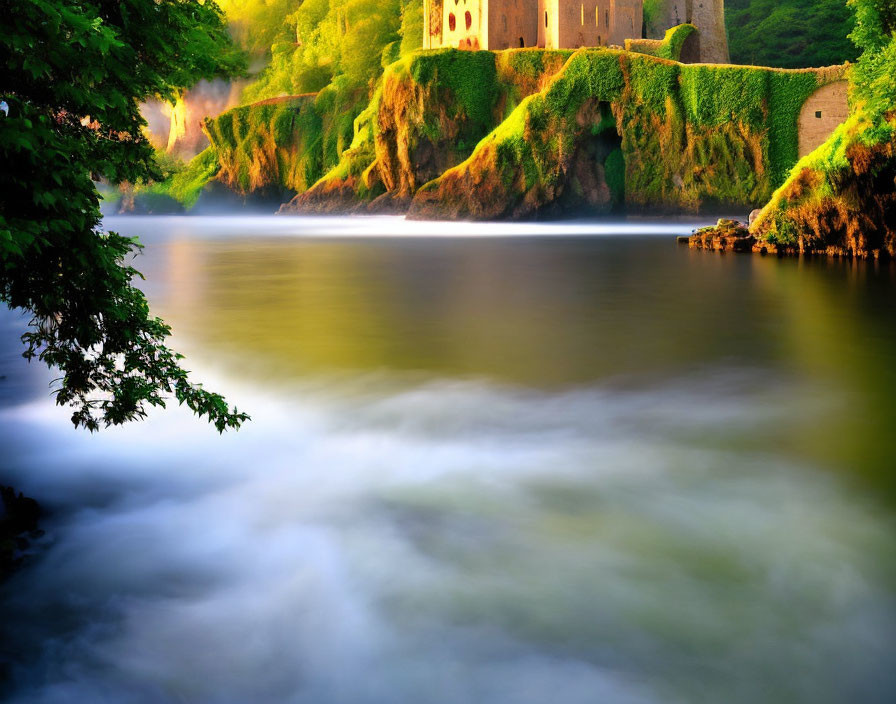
[{"x1": 691, "y1": 112, "x2": 896, "y2": 260}]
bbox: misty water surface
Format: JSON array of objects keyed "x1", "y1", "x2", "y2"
[{"x1": 1, "y1": 216, "x2": 895, "y2": 704}]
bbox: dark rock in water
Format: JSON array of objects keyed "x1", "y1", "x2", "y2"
[
  {"x1": 1, "y1": 486, "x2": 42, "y2": 580},
  {"x1": 690, "y1": 219, "x2": 756, "y2": 253}
]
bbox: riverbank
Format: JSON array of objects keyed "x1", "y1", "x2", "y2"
[{"x1": 688, "y1": 218, "x2": 895, "y2": 260}]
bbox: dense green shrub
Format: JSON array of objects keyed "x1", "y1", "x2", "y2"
[{"x1": 726, "y1": 0, "x2": 859, "y2": 68}]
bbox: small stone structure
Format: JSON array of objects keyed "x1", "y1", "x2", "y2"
[{"x1": 798, "y1": 81, "x2": 850, "y2": 158}]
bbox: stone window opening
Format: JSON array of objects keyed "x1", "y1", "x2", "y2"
[
  {"x1": 465, "y1": 11, "x2": 472, "y2": 30},
  {"x1": 519, "y1": 36, "x2": 525, "y2": 47},
  {"x1": 816, "y1": 111, "x2": 823, "y2": 119},
  {"x1": 581, "y1": 4, "x2": 584, "y2": 25},
  {"x1": 449, "y1": 13, "x2": 456, "y2": 31},
  {"x1": 545, "y1": 11, "x2": 549, "y2": 28}
]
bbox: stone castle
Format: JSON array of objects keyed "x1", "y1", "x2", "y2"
[{"x1": 423, "y1": 0, "x2": 729, "y2": 63}]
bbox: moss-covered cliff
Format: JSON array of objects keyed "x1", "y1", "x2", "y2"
[
  {"x1": 409, "y1": 49, "x2": 843, "y2": 220},
  {"x1": 205, "y1": 83, "x2": 364, "y2": 199},
  {"x1": 745, "y1": 113, "x2": 896, "y2": 258},
  {"x1": 284, "y1": 48, "x2": 574, "y2": 214},
  {"x1": 146, "y1": 43, "x2": 847, "y2": 220}
]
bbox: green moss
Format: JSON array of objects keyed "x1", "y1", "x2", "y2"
[
  {"x1": 134, "y1": 147, "x2": 220, "y2": 210},
  {"x1": 300, "y1": 48, "x2": 574, "y2": 207},
  {"x1": 202, "y1": 81, "x2": 367, "y2": 196},
  {"x1": 657, "y1": 24, "x2": 697, "y2": 61},
  {"x1": 604, "y1": 147, "x2": 626, "y2": 202},
  {"x1": 408, "y1": 50, "x2": 500, "y2": 131},
  {"x1": 766, "y1": 69, "x2": 825, "y2": 183}
]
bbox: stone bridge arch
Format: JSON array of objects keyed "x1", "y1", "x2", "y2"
[{"x1": 798, "y1": 82, "x2": 850, "y2": 158}]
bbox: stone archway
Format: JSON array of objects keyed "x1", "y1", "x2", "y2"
[
  {"x1": 678, "y1": 31, "x2": 701, "y2": 63},
  {"x1": 798, "y1": 82, "x2": 850, "y2": 158}
]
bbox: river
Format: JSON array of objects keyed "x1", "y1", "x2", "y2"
[{"x1": 1, "y1": 216, "x2": 895, "y2": 703}]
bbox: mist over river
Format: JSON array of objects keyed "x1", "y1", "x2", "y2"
[{"x1": 2, "y1": 216, "x2": 896, "y2": 703}]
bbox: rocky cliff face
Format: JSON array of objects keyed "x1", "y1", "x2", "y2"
[{"x1": 282, "y1": 49, "x2": 574, "y2": 214}]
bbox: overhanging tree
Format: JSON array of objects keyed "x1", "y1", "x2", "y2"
[{"x1": 0, "y1": 0, "x2": 249, "y2": 431}]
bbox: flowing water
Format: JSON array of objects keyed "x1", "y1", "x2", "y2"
[{"x1": 1, "y1": 216, "x2": 895, "y2": 704}]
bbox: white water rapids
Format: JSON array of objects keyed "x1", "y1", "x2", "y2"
[{"x1": 1, "y1": 217, "x2": 894, "y2": 703}]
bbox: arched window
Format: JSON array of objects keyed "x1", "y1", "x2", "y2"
[
  {"x1": 519, "y1": 36, "x2": 525, "y2": 48},
  {"x1": 466, "y1": 11, "x2": 472, "y2": 30},
  {"x1": 448, "y1": 13, "x2": 456, "y2": 32},
  {"x1": 545, "y1": 11, "x2": 549, "y2": 28}
]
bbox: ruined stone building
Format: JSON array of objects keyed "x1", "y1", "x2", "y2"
[{"x1": 423, "y1": 0, "x2": 728, "y2": 62}]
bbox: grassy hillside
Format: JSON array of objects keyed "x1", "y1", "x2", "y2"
[{"x1": 726, "y1": 0, "x2": 859, "y2": 68}]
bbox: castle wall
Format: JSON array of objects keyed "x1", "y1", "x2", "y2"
[
  {"x1": 798, "y1": 82, "x2": 849, "y2": 158},
  {"x1": 538, "y1": 0, "x2": 560, "y2": 49},
  {"x1": 442, "y1": 0, "x2": 486, "y2": 49},
  {"x1": 539, "y1": 0, "x2": 631, "y2": 49},
  {"x1": 689, "y1": 0, "x2": 728, "y2": 63},
  {"x1": 423, "y1": 1, "x2": 444, "y2": 50},
  {"x1": 430, "y1": 0, "x2": 653, "y2": 53},
  {"x1": 487, "y1": 0, "x2": 540, "y2": 49},
  {"x1": 610, "y1": 0, "x2": 643, "y2": 46}
]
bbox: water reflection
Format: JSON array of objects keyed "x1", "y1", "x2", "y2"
[{"x1": 1, "y1": 216, "x2": 895, "y2": 704}]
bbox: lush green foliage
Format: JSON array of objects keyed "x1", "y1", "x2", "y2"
[
  {"x1": 138, "y1": 147, "x2": 222, "y2": 209},
  {"x1": 296, "y1": 48, "x2": 577, "y2": 209},
  {"x1": 242, "y1": 0, "x2": 421, "y2": 102},
  {"x1": 0, "y1": 0, "x2": 248, "y2": 431},
  {"x1": 849, "y1": 0, "x2": 896, "y2": 117},
  {"x1": 218, "y1": 0, "x2": 300, "y2": 55},
  {"x1": 726, "y1": 0, "x2": 859, "y2": 68}
]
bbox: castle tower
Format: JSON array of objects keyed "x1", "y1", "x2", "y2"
[{"x1": 645, "y1": 0, "x2": 729, "y2": 63}]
